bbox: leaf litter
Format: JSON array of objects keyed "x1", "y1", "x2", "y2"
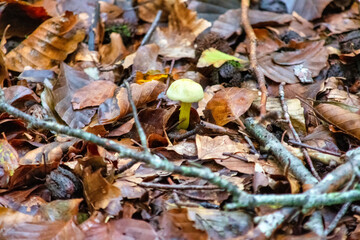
[{"x1": 0, "y1": 0, "x2": 360, "y2": 239}]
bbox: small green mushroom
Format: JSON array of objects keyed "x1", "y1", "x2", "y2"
[{"x1": 166, "y1": 79, "x2": 204, "y2": 130}]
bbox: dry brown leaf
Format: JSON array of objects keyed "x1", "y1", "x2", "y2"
[
  {"x1": 84, "y1": 218, "x2": 158, "y2": 240},
  {"x1": 5, "y1": 12, "x2": 85, "y2": 72},
  {"x1": 150, "y1": 0, "x2": 211, "y2": 59},
  {"x1": 315, "y1": 102, "x2": 360, "y2": 140},
  {"x1": 52, "y1": 63, "x2": 97, "y2": 129},
  {"x1": 0, "y1": 207, "x2": 37, "y2": 230},
  {"x1": 38, "y1": 199, "x2": 82, "y2": 222},
  {"x1": 215, "y1": 157, "x2": 255, "y2": 175},
  {"x1": 113, "y1": 176, "x2": 147, "y2": 199},
  {"x1": 83, "y1": 168, "x2": 121, "y2": 211},
  {"x1": 0, "y1": 46, "x2": 7, "y2": 87},
  {"x1": 99, "y1": 33, "x2": 127, "y2": 65},
  {"x1": 196, "y1": 135, "x2": 249, "y2": 160},
  {"x1": 212, "y1": 8, "x2": 292, "y2": 39},
  {"x1": 71, "y1": 80, "x2": 117, "y2": 110},
  {"x1": 187, "y1": 208, "x2": 252, "y2": 239},
  {"x1": 166, "y1": 140, "x2": 197, "y2": 157},
  {"x1": 259, "y1": 40, "x2": 328, "y2": 84},
  {"x1": 0, "y1": 139, "x2": 19, "y2": 188},
  {"x1": 206, "y1": 87, "x2": 258, "y2": 126},
  {"x1": 1, "y1": 219, "x2": 85, "y2": 240},
  {"x1": 158, "y1": 208, "x2": 208, "y2": 240},
  {"x1": 98, "y1": 80, "x2": 166, "y2": 124},
  {"x1": 133, "y1": 44, "x2": 163, "y2": 73},
  {"x1": 4, "y1": 86, "x2": 40, "y2": 107},
  {"x1": 138, "y1": 0, "x2": 174, "y2": 22},
  {"x1": 287, "y1": 0, "x2": 333, "y2": 21},
  {"x1": 321, "y1": 3, "x2": 360, "y2": 34}
]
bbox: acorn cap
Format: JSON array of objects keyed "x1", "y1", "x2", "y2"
[{"x1": 166, "y1": 79, "x2": 204, "y2": 103}]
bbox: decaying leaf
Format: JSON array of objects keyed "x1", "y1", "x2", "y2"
[
  {"x1": 71, "y1": 80, "x2": 117, "y2": 110},
  {"x1": 5, "y1": 12, "x2": 85, "y2": 72},
  {"x1": 212, "y1": 8, "x2": 292, "y2": 39},
  {"x1": 259, "y1": 40, "x2": 328, "y2": 83},
  {"x1": 197, "y1": 48, "x2": 248, "y2": 68},
  {"x1": 150, "y1": 0, "x2": 211, "y2": 59},
  {"x1": 285, "y1": 0, "x2": 333, "y2": 21},
  {"x1": 159, "y1": 208, "x2": 208, "y2": 240},
  {"x1": 133, "y1": 44, "x2": 163, "y2": 73},
  {"x1": 99, "y1": 33, "x2": 128, "y2": 65},
  {"x1": 84, "y1": 218, "x2": 158, "y2": 240},
  {"x1": 52, "y1": 63, "x2": 97, "y2": 129},
  {"x1": 253, "y1": 97, "x2": 306, "y2": 135},
  {"x1": 187, "y1": 207, "x2": 252, "y2": 239},
  {"x1": 0, "y1": 139, "x2": 19, "y2": 188},
  {"x1": 206, "y1": 87, "x2": 258, "y2": 126},
  {"x1": 196, "y1": 135, "x2": 249, "y2": 160},
  {"x1": 315, "y1": 102, "x2": 360, "y2": 141},
  {"x1": 98, "y1": 80, "x2": 166, "y2": 124},
  {"x1": 83, "y1": 168, "x2": 121, "y2": 211},
  {"x1": 1, "y1": 220, "x2": 84, "y2": 240}
]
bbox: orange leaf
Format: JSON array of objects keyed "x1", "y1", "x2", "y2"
[
  {"x1": 206, "y1": 87, "x2": 258, "y2": 126},
  {"x1": 5, "y1": 12, "x2": 85, "y2": 72}
]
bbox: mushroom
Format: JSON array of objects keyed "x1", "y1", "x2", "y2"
[{"x1": 166, "y1": 78, "x2": 204, "y2": 129}]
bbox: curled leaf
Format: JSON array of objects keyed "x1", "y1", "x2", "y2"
[{"x1": 5, "y1": 12, "x2": 85, "y2": 72}]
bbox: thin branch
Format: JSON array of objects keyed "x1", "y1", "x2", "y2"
[
  {"x1": 0, "y1": 87, "x2": 245, "y2": 200},
  {"x1": 138, "y1": 182, "x2": 221, "y2": 190},
  {"x1": 279, "y1": 83, "x2": 321, "y2": 180},
  {"x1": 241, "y1": 0, "x2": 267, "y2": 116},
  {"x1": 124, "y1": 81, "x2": 148, "y2": 152},
  {"x1": 244, "y1": 117, "x2": 319, "y2": 187},
  {"x1": 115, "y1": 159, "x2": 138, "y2": 175},
  {"x1": 222, "y1": 152, "x2": 249, "y2": 162},
  {"x1": 141, "y1": 10, "x2": 162, "y2": 46},
  {"x1": 168, "y1": 124, "x2": 201, "y2": 141},
  {"x1": 156, "y1": 58, "x2": 175, "y2": 109},
  {"x1": 287, "y1": 140, "x2": 342, "y2": 157}
]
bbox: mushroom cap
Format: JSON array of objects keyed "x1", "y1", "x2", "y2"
[{"x1": 166, "y1": 79, "x2": 204, "y2": 103}]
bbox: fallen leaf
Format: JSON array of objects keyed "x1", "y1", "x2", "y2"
[
  {"x1": 0, "y1": 139, "x2": 19, "y2": 188},
  {"x1": 285, "y1": 0, "x2": 333, "y2": 21},
  {"x1": 5, "y1": 12, "x2": 85, "y2": 72},
  {"x1": 197, "y1": 48, "x2": 248, "y2": 68},
  {"x1": 196, "y1": 135, "x2": 249, "y2": 160},
  {"x1": 1, "y1": 219, "x2": 85, "y2": 240},
  {"x1": 186, "y1": 207, "x2": 252, "y2": 239},
  {"x1": 0, "y1": 207, "x2": 37, "y2": 229},
  {"x1": 315, "y1": 102, "x2": 360, "y2": 141},
  {"x1": 158, "y1": 208, "x2": 208, "y2": 240},
  {"x1": 259, "y1": 40, "x2": 328, "y2": 84},
  {"x1": 52, "y1": 63, "x2": 97, "y2": 129},
  {"x1": 150, "y1": 0, "x2": 211, "y2": 59},
  {"x1": 137, "y1": 0, "x2": 174, "y2": 22},
  {"x1": 133, "y1": 44, "x2": 163, "y2": 73},
  {"x1": 38, "y1": 199, "x2": 82, "y2": 222},
  {"x1": 84, "y1": 218, "x2": 158, "y2": 240},
  {"x1": 83, "y1": 168, "x2": 121, "y2": 211},
  {"x1": 206, "y1": 87, "x2": 258, "y2": 126},
  {"x1": 4, "y1": 86, "x2": 40, "y2": 106},
  {"x1": 99, "y1": 33, "x2": 127, "y2": 65},
  {"x1": 98, "y1": 80, "x2": 166, "y2": 124},
  {"x1": 71, "y1": 80, "x2": 117, "y2": 110}
]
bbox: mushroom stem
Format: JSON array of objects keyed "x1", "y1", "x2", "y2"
[{"x1": 178, "y1": 102, "x2": 192, "y2": 129}]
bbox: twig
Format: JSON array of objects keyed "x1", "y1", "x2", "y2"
[
  {"x1": 223, "y1": 153, "x2": 249, "y2": 162},
  {"x1": 226, "y1": 189, "x2": 360, "y2": 209},
  {"x1": 156, "y1": 58, "x2": 175, "y2": 109},
  {"x1": 0, "y1": 87, "x2": 245, "y2": 200},
  {"x1": 200, "y1": 120, "x2": 238, "y2": 135},
  {"x1": 288, "y1": 140, "x2": 342, "y2": 157},
  {"x1": 138, "y1": 182, "x2": 221, "y2": 190},
  {"x1": 167, "y1": 124, "x2": 201, "y2": 141},
  {"x1": 241, "y1": 0, "x2": 267, "y2": 117},
  {"x1": 244, "y1": 117, "x2": 319, "y2": 186},
  {"x1": 115, "y1": 159, "x2": 138, "y2": 175},
  {"x1": 323, "y1": 177, "x2": 355, "y2": 236},
  {"x1": 124, "y1": 81, "x2": 148, "y2": 152},
  {"x1": 227, "y1": 146, "x2": 360, "y2": 210},
  {"x1": 141, "y1": 10, "x2": 162, "y2": 46},
  {"x1": 279, "y1": 83, "x2": 321, "y2": 181}
]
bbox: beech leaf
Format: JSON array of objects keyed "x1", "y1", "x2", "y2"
[
  {"x1": 206, "y1": 87, "x2": 258, "y2": 126},
  {"x1": 197, "y1": 48, "x2": 248, "y2": 68}
]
